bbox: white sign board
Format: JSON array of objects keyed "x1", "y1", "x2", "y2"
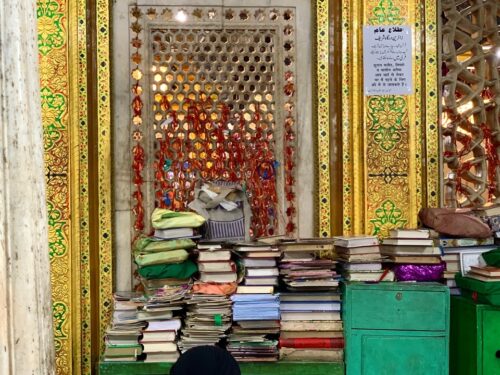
[{"x1": 363, "y1": 25, "x2": 413, "y2": 96}]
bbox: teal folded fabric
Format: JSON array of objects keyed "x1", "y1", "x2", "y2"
[
  {"x1": 151, "y1": 208, "x2": 206, "y2": 229},
  {"x1": 135, "y1": 249, "x2": 189, "y2": 267},
  {"x1": 133, "y1": 235, "x2": 196, "y2": 253},
  {"x1": 138, "y1": 260, "x2": 198, "y2": 280}
]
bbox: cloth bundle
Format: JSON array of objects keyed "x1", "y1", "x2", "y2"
[{"x1": 188, "y1": 182, "x2": 252, "y2": 241}]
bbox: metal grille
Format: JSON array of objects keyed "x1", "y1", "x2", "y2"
[
  {"x1": 129, "y1": 6, "x2": 297, "y2": 237},
  {"x1": 441, "y1": 0, "x2": 500, "y2": 207}
]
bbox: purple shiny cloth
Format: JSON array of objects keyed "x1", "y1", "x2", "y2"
[{"x1": 393, "y1": 262, "x2": 445, "y2": 282}]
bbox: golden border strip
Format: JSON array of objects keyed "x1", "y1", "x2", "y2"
[
  {"x1": 341, "y1": 0, "x2": 353, "y2": 235},
  {"x1": 96, "y1": 0, "x2": 113, "y2": 357},
  {"x1": 407, "y1": 0, "x2": 418, "y2": 228},
  {"x1": 424, "y1": 0, "x2": 440, "y2": 207},
  {"x1": 76, "y1": 0, "x2": 91, "y2": 372},
  {"x1": 68, "y1": 2, "x2": 81, "y2": 374},
  {"x1": 352, "y1": 1, "x2": 364, "y2": 235},
  {"x1": 316, "y1": 0, "x2": 331, "y2": 237}
]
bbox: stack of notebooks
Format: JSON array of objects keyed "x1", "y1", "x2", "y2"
[
  {"x1": 232, "y1": 242, "x2": 281, "y2": 288},
  {"x1": 196, "y1": 241, "x2": 237, "y2": 284},
  {"x1": 178, "y1": 293, "x2": 232, "y2": 351},
  {"x1": 103, "y1": 292, "x2": 145, "y2": 362},
  {"x1": 228, "y1": 288, "x2": 280, "y2": 362},
  {"x1": 466, "y1": 265, "x2": 500, "y2": 282},
  {"x1": 334, "y1": 236, "x2": 387, "y2": 282},
  {"x1": 437, "y1": 236, "x2": 495, "y2": 294},
  {"x1": 279, "y1": 292, "x2": 344, "y2": 362},
  {"x1": 278, "y1": 239, "x2": 339, "y2": 290},
  {"x1": 381, "y1": 229, "x2": 441, "y2": 266}
]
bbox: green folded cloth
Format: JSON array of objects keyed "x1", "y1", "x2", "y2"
[
  {"x1": 483, "y1": 249, "x2": 500, "y2": 267},
  {"x1": 133, "y1": 235, "x2": 196, "y2": 253},
  {"x1": 151, "y1": 208, "x2": 205, "y2": 229},
  {"x1": 138, "y1": 260, "x2": 198, "y2": 280},
  {"x1": 135, "y1": 249, "x2": 189, "y2": 267}
]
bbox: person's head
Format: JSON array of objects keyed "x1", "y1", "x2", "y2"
[{"x1": 170, "y1": 345, "x2": 241, "y2": 375}]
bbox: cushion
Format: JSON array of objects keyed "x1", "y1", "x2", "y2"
[{"x1": 418, "y1": 208, "x2": 491, "y2": 238}]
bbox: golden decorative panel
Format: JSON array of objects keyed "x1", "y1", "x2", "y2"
[
  {"x1": 37, "y1": 0, "x2": 72, "y2": 372},
  {"x1": 340, "y1": 0, "x2": 440, "y2": 236}
]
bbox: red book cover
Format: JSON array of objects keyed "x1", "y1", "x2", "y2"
[{"x1": 279, "y1": 337, "x2": 344, "y2": 349}]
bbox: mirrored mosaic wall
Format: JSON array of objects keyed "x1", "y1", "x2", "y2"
[
  {"x1": 130, "y1": 6, "x2": 298, "y2": 237},
  {"x1": 441, "y1": 0, "x2": 500, "y2": 207}
]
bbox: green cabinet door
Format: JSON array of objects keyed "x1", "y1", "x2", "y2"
[
  {"x1": 482, "y1": 310, "x2": 500, "y2": 374},
  {"x1": 450, "y1": 296, "x2": 500, "y2": 375},
  {"x1": 347, "y1": 332, "x2": 447, "y2": 375}
]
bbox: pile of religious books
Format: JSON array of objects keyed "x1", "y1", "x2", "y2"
[
  {"x1": 381, "y1": 229, "x2": 441, "y2": 266},
  {"x1": 437, "y1": 236, "x2": 495, "y2": 294},
  {"x1": 278, "y1": 239, "x2": 339, "y2": 290},
  {"x1": 276, "y1": 239, "x2": 343, "y2": 361},
  {"x1": 335, "y1": 236, "x2": 386, "y2": 282},
  {"x1": 466, "y1": 265, "x2": 500, "y2": 282},
  {"x1": 228, "y1": 287, "x2": 280, "y2": 361},
  {"x1": 279, "y1": 292, "x2": 344, "y2": 362},
  {"x1": 178, "y1": 293, "x2": 232, "y2": 352},
  {"x1": 233, "y1": 242, "x2": 281, "y2": 288},
  {"x1": 196, "y1": 241, "x2": 237, "y2": 284},
  {"x1": 103, "y1": 292, "x2": 145, "y2": 362}
]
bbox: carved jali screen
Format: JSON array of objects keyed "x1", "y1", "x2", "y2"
[
  {"x1": 441, "y1": 0, "x2": 500, "y2": 207},
  {"x1": 130, "y1": 6, "x2": 298, "y2": 237}
]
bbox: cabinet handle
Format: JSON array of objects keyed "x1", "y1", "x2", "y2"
[
  {"x1": 496, "y1": 351, "x2": 500, "y2": 359},
  {"x1": 395, "y1": 292, "x2": 403, "y2": 301}
]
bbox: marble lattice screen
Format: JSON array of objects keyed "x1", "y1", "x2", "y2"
[{"x1": 112, "y1": 0, "x2": 314, "y2": 291}]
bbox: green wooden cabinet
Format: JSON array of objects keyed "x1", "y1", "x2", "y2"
[
  {"x1": 342, "y1": 282, "x2": 449, "y2": 375},
  {"x1": 98, "y1": 360, "x2": 344, "y2": 375},
  {"x1": 450, "y1": 296, "x2": 500, "y2": 375}
]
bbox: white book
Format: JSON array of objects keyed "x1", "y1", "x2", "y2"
[
  {"x1": 280, "y1": 311, "x2": 341, "y2": 321},
  {"x1": 198, "y1": 261, "x2": 235, "y2": 272},
  {"x1": 246, "y1": 268, "x2": 279, "y2": 277},
  {"x1": 242, "y1": 258, "x2": 277, "y2": 267},
  {"x1": 341, "y1": 263, "x2": 382, "y2": 271},
  {"x1": 199, "y1": 272, "x2": 237, "y2": 283}
]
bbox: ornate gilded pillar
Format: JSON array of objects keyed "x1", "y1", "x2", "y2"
[
  {"x1": 0, "y1": 0, "x2": 55, "y2": 373},
  {"x1": 37, "y1": 0, "x2": 112, "y2": 373},
  {"x1": 338, "y1": 0, "x2": 439, "y2": 236}
]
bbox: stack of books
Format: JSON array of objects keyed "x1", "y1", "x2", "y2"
[
  {"x1": 228, "y1": 287, "x2": 280, "y2": 361},
  {"x1": 466, "y1": 265, "x2": 500, "y2": 282},
  {"x1": 335, "y1": 236, "x2": 386, "y2": 282},
  {"x1": 138, "y1": 289, "x2": 186, "y2": 361},
  {"x1": 381, "y1": 229, "x2": 441, "y2": 266},
  {"x1": 473, "y1": 205, "x2": 500, "y2": 242},
  {"x1": 196, "y1": 241, "x2": 237, "y2": 284},
  {"x1": 103, "y1": 292, "x2": 145, "y2": 362},
  {"x1": 437, "y1": 236, "x2": 495, "y2": 294},
  {"x1": 279, "y1": 292, "x2": 344, "y2": 362},
  {"x1": 233, "y1": 242, "x2": 281, "y2": 289},
  {"x1": 140, "y1": 319, "x2": 182, "y2": 362},
  {"x1": 178, "y1": 293, "x2": 232, "y2": 352},
  {"x1": 278, "y1": 239, "x2": 339, "y2": 290}
]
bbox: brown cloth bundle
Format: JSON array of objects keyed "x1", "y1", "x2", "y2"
[{"x1": 418, "y1": 208, "x2": 491, "y2": 238}]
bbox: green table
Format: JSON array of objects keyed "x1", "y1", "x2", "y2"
[{"x1": 99, "y1": 361, "x2": 344, "y2": 374}]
